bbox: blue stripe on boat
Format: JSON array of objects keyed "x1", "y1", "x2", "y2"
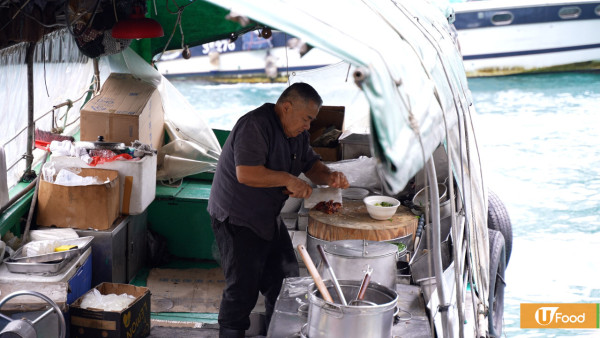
[
  {"x1": 462, "y1": 43, "x2": 600, "y2": 60},
  {"x1": 454, "y1": 2, "x2": 600, "y2": 29}
]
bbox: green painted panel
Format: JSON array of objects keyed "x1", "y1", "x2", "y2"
[
  {"x1": 212, "y1": 129, "x2": 230, "y2": 147},
  {"x1": 148, "y1": 198, "x2": 214, "y2": 260},
  {"x1": 1, "y1": 157, "x2": 49, "y2": 237},
  {"x1": 148, "y1": 180, "x2": 215, "y2": 260},
  {"x1": 151, "y1": 312, "x2": 218, "y2": 324},
  {"x1": 129, "y1": 1, "x2": 249, "y2": 60},
  {"x1": 155, "y1": 182, "x2": 186, "y2": 198},
  {"x1": 0, "y1": 189, "x2": 33, "y2": 237},
  {"x1": 176, "y1": 181, "x2": 211, "y2": 200},
  {"x1": 188, "y1": 172, "x2": 215, "y2": 181}
]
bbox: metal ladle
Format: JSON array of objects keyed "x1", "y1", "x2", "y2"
[{"x1": 349, "y1": 265, "x2": 374, "y2": 306}]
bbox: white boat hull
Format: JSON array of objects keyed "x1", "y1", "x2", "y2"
[
  {"x1": 454, "y1": 0, "x2": 600, "y2": 76},
  {"x1": 156, "y1": 0, "x2": 600, "y2": 80},
  {"x1": 155, "y1": 43, "x2": 341, "y2": 81}
]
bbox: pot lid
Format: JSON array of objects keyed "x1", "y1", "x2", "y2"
[
  {"x1": 93, "y1": 136, "x2": 126, "y2": 149},
  {"x1": 324, "y1": 240, "x2": 398, "y2": 258},
  {"x1": 76, "y1": 136, "x2": 126, "y2": 150}
]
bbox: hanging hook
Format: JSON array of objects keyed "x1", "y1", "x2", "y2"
[{"x1": 260, "y1": 26, "x2": 272, "y2": 39}]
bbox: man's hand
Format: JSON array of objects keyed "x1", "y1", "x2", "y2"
[
  {"x1": 285, "y1": 177, "x2": 313, "y2": 198},
  {"x1": 306, "y1": 160, "x2": 350, "y2": 189},
  {"x1": 327, "y1": 171, "x2": 349, "y2": 189}
]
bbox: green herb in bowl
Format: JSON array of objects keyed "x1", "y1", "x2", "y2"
[
  {"x1": 396, "y1": 243, "x2": 407, "y2": 252},
  {"x1": 374, "y1": 201, "x2": 394, "y2": 207}
]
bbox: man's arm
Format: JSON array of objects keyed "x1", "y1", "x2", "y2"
[
  {"x1": 305, "y1": 160, "x2": 349, "y2": 188},
  {"x1": 236, "y1": 165, "x2": 313, "y2": 198}
]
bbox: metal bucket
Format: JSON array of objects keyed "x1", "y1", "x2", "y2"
[
  {"x1": 318, "y1": 240, "x2": 401, "y2": 289},
  {"x1": 307, "y1": 280, "x2": 398, "y2": 338}
]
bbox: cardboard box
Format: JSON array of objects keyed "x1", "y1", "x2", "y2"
[
  {"x1": 70, "y1": 283, "x2": 151, "y2": 338},
  {"x1": 80, "y1": 73, "x2": 164, "y2": 150},
  {"x1": 50, "y1": 155, "x2": 157, "y2": 215},
  {"x1": 309, "y1": 106, "x2": 345, "y2": 162},
  {"x1": 37, "y1": 168, "x2": 120, "y2": 230}
]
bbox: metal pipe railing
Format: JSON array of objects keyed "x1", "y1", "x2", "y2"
[{"x1": 24, "y1": 42, "x2": 36, "y2": 179}]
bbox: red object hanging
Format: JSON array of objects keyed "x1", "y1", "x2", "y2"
[{"x1": 112, "y1": 5, "x2": 164, "y2": 39}]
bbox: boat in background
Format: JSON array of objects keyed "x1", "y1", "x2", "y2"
[
  {"x1": 156, "y1": 0, "x2": 600, "y2": 80},
  {"x1": 453, "y1": 0, "x2": 600, "y2": 77},
  {"x1": 155, "y1": 30, "x2": 341, "y2": 82}
]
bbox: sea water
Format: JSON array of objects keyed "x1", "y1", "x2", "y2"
[{"x1": 172, "y1": 72, "x2": 600, "y2": 337}]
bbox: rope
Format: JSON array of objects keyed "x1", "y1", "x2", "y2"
[
  {"x1": 153, "y1": 6, "x2": 184, "y2": 65},
  {"x1": 152, "y1": 0, "x2": 198, "y2": 65}
]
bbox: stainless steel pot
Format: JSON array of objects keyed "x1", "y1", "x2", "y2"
[
  {"x1": 318, "y1": 240, "x2": 401, "y2": 289},
  {"x1": 306, "y1": 233, "x2": 410, "y2": 271},
  {"x1": 411, "y1": 183, "x2": 452, "y2": 219},
  {"x1": 307, "y1": 279, "x2": 398, "y2": 338},
  {"x1": 306, "y1": 233, "x2": 328, "y2": 268}
]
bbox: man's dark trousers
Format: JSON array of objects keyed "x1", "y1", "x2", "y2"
[{"x1": 211, "y1": 217, "x2": 299, "y2": 337}]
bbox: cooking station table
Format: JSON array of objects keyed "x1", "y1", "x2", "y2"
[{"x1": 267, "y1": 276, "x2": 432, "y2": 337}]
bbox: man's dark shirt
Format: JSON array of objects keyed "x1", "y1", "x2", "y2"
[{"x1": 208, "y1": 103, "x2": 320, "y2": 240}]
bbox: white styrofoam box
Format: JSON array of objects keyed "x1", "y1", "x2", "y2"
[{"x1": 49, "y1": 155, "x2": 156, "y2": 215}]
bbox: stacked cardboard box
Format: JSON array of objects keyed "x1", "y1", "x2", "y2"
[{"x1": 80, "y1": 73, "x2": 164, "y2": 151}]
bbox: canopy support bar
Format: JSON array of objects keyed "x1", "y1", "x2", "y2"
[{"x1": 426, "y1": 158, "x2": 451, "y2": 337}]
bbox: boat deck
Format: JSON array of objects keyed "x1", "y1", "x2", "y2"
[
  {"x1": 146, "y1": 279, "x2": 432, "y2": 337},
  {"x1": 142, "y1": 230, "x2": 433, "y2": 337}
]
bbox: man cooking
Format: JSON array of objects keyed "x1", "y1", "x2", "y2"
[{"x1": 208, "y1": 82, "x2": 349, "y2": 337}]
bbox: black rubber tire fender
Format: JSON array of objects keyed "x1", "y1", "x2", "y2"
[
  {"x1": 488, "y1": 229, "x2": 506, "y2": 338},
  {"x1": 488, "y1": 190, "x2": 513, "y2": 265}
]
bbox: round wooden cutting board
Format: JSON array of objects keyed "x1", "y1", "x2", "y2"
[{"x1": 308, "y1": 199, "x2": 418, "y2": 241}]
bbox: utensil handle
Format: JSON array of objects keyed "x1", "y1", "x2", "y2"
[
  {"x1": 317, "y1": 245, "x2": 347, "y2": 305},
  {"x1": 357, "y1": 272, "x2": 371, "y2": 300},
  {"x1": 297, "y1": 244, "x2": 333, "y2": 303}
]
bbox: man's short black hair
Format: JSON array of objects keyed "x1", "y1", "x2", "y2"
[{"x1": 277, "y1": 82, "x2": 323, "y2": 107}]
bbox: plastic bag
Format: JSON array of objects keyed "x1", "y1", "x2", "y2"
[
  {"x1": 79, "y1": 289, "x2": 136, "y2": 311},
  {"x1": 30, "y1": 228, "x2": 79, "y2": 242},
  {"x1": 326, "y1": 156, "x2": 381, "y2": 189},
  {"x1": 88, "y1": 152, "x2": 133, "y2": 166},
  {"x1": 42, "y1": 162, "x2": 56, "y2": 183},
  {"x1": 54, "y1": 168, "x2": 103, "y2": 186},
  {"x1": 23, "y1": 240, "x2": 59, "y2": 257}
]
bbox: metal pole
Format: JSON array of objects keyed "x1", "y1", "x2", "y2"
[
  {"x1": 426, "y1": 158, "x2": 450, "y2": 337},
  {"x1": 24, "y1": 42, "x2": 36, "y2": 179}
]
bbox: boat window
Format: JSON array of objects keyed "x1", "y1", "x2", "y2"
[
  {"x1": 491, "y1": 12, "x2": 514, "y2": 26},
  {"x1": 559, "y1": 6, "x2": 581, "y2": 19},
  {"x1": 595, "y1": 4, "x2": 600, "y2": 16}
]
